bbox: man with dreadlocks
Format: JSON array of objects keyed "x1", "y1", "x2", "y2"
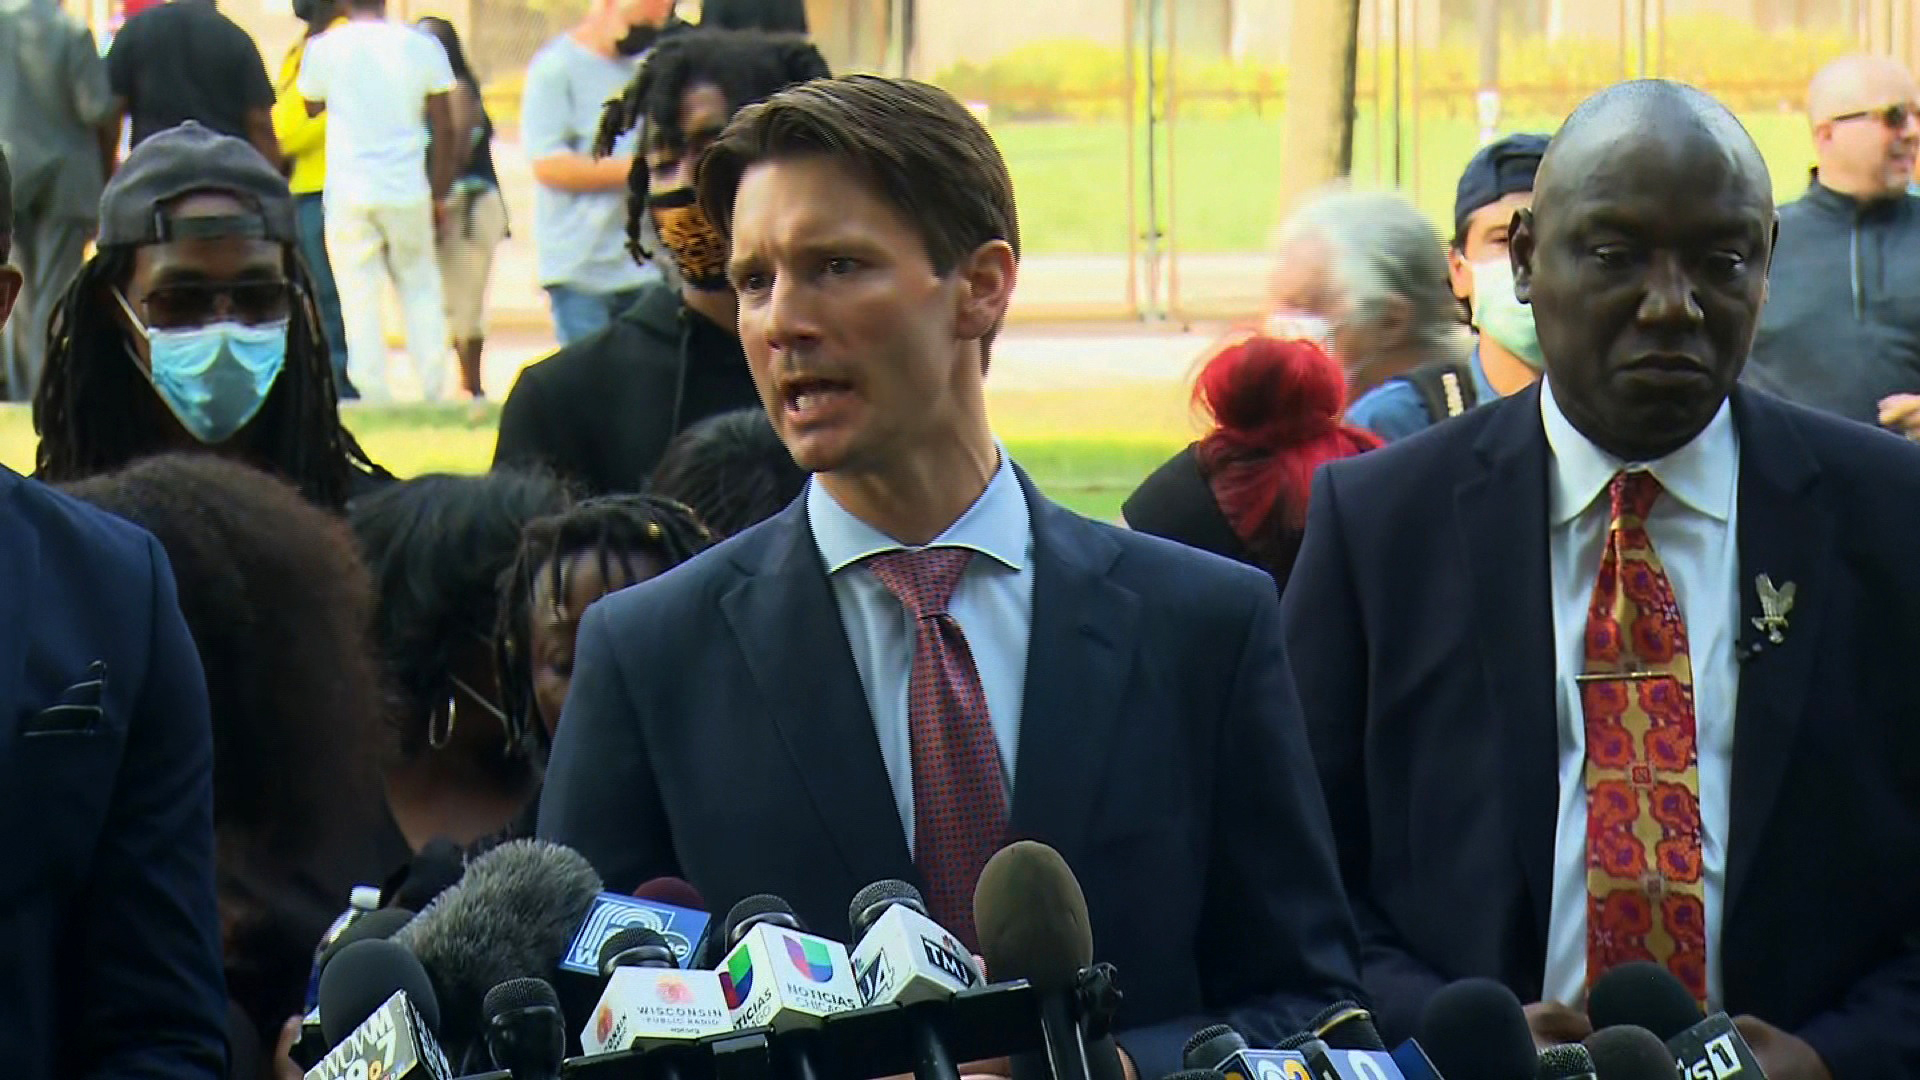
[
  {"x1": 494, "y1": 30, "x2": 830, "y2": 497},
  {"x1": 0, "y1": 145, "x2": 228, "y2": 1080},
  {"x1": 33, "y1": 122, "x2": 389, "y2": 512}
]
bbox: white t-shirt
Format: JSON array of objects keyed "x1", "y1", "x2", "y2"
[{"x1": 298, "y1": 18, "x2": 455, "y2": 208}]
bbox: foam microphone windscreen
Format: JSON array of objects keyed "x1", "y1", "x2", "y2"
[
  {"x1": 1585, "y1": 964, "x2": 1706, "y2": 1041},
  {"x1": 632, "y1": 876, "x2": 707, "y2": 912},
  {"x1": 319, "y1": 938, "x2": 442, "y2": 1048},
  {"x1": 1415, "y1": 978, "x2": 1537, "y2": 1080},
  {"x1": 1583, "y1": 1026, "x2": 1683, "y2": 1080},
  {"x1": 972, "y1": 840, "x2": 1093, "y2": 991},
  {"x1": 385, "y1": 836, "x2": 467, "y2": 913},
  {"x1": 395, "y1": 840, "x2": 602, "y2": 1052},
  {"x1": 318, "y1": 907, "x2": 417, "y2": 977}
]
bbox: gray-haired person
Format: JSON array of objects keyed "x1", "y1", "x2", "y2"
[{"x1": 1264, "y1": 188, "x2": 1470, "y2": 408}]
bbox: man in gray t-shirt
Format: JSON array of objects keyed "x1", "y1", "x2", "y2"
[
  {"x1": 523, "y1": 0, "x2": 674, "y2": 345},
  {"x1": 0, "y1": 0, "x2": 115, "y2": 400}
]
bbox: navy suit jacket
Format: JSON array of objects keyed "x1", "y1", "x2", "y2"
[
  {"x1": 539, "y1": 470, "x2": 1364, "y2": 1077},
  {"x1": 0, "y1": 467, "x2": 227, "y2": 1078},
  {"x1": 1282, "y1": 386, "x2": 1920, "y2": 1076}
]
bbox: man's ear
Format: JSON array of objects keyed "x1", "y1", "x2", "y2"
[
  {"x1": 953, "y1": 239, "x2": 1017, "y2": 344},
  {"x1": 0, "y1": 265, "x2": 20, "y2": 332},
  {"x1": 1509, "y1": 208, "x2": 1537, "y2": 303}
]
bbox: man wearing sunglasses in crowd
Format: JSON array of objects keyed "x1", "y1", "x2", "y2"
[
  {"x1": 30, "y1": 122, "x2": 389, "y2": 512},
  {"x1": 1745, "y1": 55, "x2": 1920, "y2": 438}
]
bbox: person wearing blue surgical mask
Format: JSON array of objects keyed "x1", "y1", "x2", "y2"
[
  {"x1": 1345, "y1": 134, "x2": 1550, "y2": 442},
  {"x1": 32, "y1": 121, "x2": 389, "y2": 511}
]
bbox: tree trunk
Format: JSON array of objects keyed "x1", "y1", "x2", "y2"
[{"x1": 1278, "y1": 0, "x2": 1362, "y2": 215}]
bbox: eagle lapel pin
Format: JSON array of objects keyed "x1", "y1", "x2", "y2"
[{"x1": 1752, "y1": 573, "x2": 1795, "y2": 646}]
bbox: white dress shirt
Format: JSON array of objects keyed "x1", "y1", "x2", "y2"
[
  {"x1": 806, "y1": 451, "x2": 1035, "y2": 854},
  {"x1": 1539, "y1": 379, "x2": 1741, "y2": 1010}
]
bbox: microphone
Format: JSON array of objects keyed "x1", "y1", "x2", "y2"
[
  {"x1": 1582, "y1": 1027, "x2": 1681, "y2": 1080},
  {"x1": 1585, "y1": 964, "x2": 1764, "y2": 1080},
  {"x1": 305, "y1": 939, "x2": 450, "y2": 1080},
  {"x1": 1416, "y1": 979, "x2": 1538, "y2": 1080},
  {"x1": 718, "y1": 894, "x2": 862, "y2": 1080},
  {"x1": 1182, "y1": 1023, "x2": 1315, "y2": 1079},
  {"x1": 385, "y1": 836, "x2": 468, "y2": 913},
  {"x1": 974, "y1": 840, "x2": 1127, "y2": 1080},
  {"x1": 293, "y1": 907, "x2": 418, "y2": 1070},
  {"x1": 1310, "y1": 1002, "x2": 1389, "y2": 1051},
  {"x1": 319, "y1": 939, "x2": 442, "y2": 1049},
  {"x1": 394, "y1": 839, "x2": 603, "y2": 1062},
  {"x1": 1388, "y1": 1039, "x2": 1445, "y2": 1080},
  {"x1": 848, "y1": 879, "x2": 978, "y2": 1080},
  {"x1": 484, "y1": 977, "x2": 567, "y2": 1080},
  {"x1": 561, "y1": 878, "x2": 713, "y2": 977},
  {"x1": 579, "y1": 926, "x2": 731, "y2": 1057},
  {"x1": 1536, "y1": 1044, "x2": 1599, "y2": 1080}
]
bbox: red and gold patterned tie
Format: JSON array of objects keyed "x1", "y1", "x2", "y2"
[
  {"x1": 1580, "y1": 470, "x2": 1708, "y2": 1007},
  {"x1": 866, "y1": 548, "x2": 1008, "y2": 950}
]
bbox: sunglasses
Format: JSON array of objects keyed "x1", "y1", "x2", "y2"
[
  {"x1": 138, "y1": 279, "x2": 293, "y2": 330},
  {"x1": 1829, "y1": 102, "x2": 1920, "y2": 130}
]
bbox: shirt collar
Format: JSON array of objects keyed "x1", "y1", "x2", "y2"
[
  {"x1": 1539, "y1": 377, "x2": 1737, "y2": 527},
  {"x1": 807, "y1": 449, "x2": 1031, "y2": 575}
]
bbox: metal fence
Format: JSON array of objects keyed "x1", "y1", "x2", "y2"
[{"x1": 77, "y1": 0, "x2": 1920, "y2": 324}]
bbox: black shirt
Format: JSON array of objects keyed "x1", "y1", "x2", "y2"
[
  {"x1": 107, "y1": 0, "x2": 274, "y2": 148},
  {"x1": 493, "y1": 280, "x2": 759, "y2": 496}
]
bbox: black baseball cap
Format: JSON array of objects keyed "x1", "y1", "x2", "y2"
[
  {"x1": 99, "y1": 122, "x2": 296, "y2": 247},
  {"x1": 1453, "y1": 132, "x2": 1549, "y2": 244}
]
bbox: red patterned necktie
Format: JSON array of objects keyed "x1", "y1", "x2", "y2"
[
  {"x1": 1580, "y1": 470, "x2": 1708, "y2": 1007},
  {"x1": 866, "y1": 547, "x2": 1008, "y2": 949}
]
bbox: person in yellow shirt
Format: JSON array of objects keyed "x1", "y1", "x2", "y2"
[{"x1": 272, "y1": 0, "x2": 354, "y2": 398}]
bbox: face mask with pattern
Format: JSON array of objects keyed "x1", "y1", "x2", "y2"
[{"x1": 649, "y1": 187, "x2": 732, "y2": 292}]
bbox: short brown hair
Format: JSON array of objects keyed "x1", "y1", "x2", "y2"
[{"x1": 696, "y1": 73, "x2": 1020, "y2": 275}]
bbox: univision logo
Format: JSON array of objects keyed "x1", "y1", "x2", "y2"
[
  {"x1": 721, "y1": 950, "x2": 755, "y2": 1009},
  {"x1": 783, "y1": 934, "x2": 837, "y2": 983}
]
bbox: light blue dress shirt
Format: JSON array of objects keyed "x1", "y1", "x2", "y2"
[
  {"x1": 1538, "y1": 378, "x2": 1740, "y2": 1010},
  {"x1": 806, "y1": 452, "x2": 1034, "y2": 853}
]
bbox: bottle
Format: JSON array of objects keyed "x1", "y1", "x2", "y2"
[{"x1": 304, "y1": 885, "x2": 382, "y2": 1010}]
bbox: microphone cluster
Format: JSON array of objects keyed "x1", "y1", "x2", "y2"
[
  {"x1": 294, "y1": 838, "x2": 1125, "y2": 1080},
  {"x1": 1176, "y1": 963, "x2": 1768, "y2": 1080}
]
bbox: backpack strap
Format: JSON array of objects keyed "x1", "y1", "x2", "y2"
[{"x1": 1397, "y1": 360, "x2": 1481, "y2": 425}]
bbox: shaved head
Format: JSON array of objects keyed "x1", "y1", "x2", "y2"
[
  {"x1": 1804, "y1": 54, "x2": 1919, "y2": 199},
  {"x1": 1534, "y1": 79, "x2": 1771, "y2": 219},
  {"x1": 1512, "y1": 79, "x2": 1775, "y2": 461},
  {"x1": 1808, "y1": 54, "x2": 1915, "y2": 125}
]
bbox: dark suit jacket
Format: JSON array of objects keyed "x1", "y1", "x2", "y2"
[
  {"x1": 539, "y1": 471, "x2": 1364, "y2": 1077},
  {"x1": 0, "y1": 467, "x2": 227, "y2": 1078},
  {"x1": 1282, "y1": 385, "x2": 1920, "y2": 1076}
]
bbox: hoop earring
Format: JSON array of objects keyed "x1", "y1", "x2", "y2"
[{"x1": 429, "y1": 695, "x2": 457, "y2": 750}]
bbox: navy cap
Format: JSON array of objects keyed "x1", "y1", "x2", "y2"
[
  {"x1": 1453, "y1": 132, "x2": 1549, "y2": 244},
  {"x1": 99, "y1": 122, "x2": 296, "y2": 248}
]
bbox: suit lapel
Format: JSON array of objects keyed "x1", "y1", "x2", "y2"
[
  {"x1": 719, "y1": 502, "x2": 915, "y2": 885},
  {"x1": 1454, "y1": 387, "x2": 1560, "y2": 935},
  {"x1": 1724, "y1": 389, "x2": 1827, "y2": 914},
  {"x1": 1009, "y1": 474, "x2": 1138, "y2": 854}
]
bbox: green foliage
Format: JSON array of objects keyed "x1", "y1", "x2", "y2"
[{"x1": 930, "y1": 15, "x2": 1854, "y2": 122}]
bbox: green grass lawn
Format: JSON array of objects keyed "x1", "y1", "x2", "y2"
[
  {"x1": 0, "y1": 379, "x2": 1198, "y2": 520},
  {"x1": 996, "y1": 105, "x2": 1816, "y2": 254}
]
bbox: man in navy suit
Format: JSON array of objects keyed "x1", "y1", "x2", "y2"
[
  {"x1": 0, "y1": 146, "x2": 227, "y2": 1078},
  {"x1": 538, "y1": 75, "x2": 1363, "y2": 1078},
  {"x1": 1284, "y1": 80, "x2": 1920, "y2": 1078}
]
